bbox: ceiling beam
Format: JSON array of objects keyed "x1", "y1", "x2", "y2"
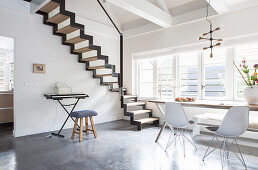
[
  {"x1": 206, "y1": 0, "x2": 229, "y2": 14},
  {"x1": 156, "y1": 0, "x2": 169, "y2": 13},
  {"x1": 106, "y1": 0, "x2": 172, "y2": 28}
]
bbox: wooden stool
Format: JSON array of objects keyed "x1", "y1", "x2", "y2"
[{"x1": 70, "y1": 110, "x2": 98, "y2": 142}]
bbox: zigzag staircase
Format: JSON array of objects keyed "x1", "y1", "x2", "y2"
[{"x1": 35, "y1": 0, "x2": 159, "y2": 130}]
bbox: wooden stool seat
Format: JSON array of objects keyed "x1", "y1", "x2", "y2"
[{"x1": 71, "y1": 110, "x2": 98, "y2": 142}]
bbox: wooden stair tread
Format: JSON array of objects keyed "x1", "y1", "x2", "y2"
[
  {"x1": 81, "y1": 56, "x2": 98, "y2": 62},
  {"x1": 95, "y1": 74, "x2": 112, "y2": 77},
  {"x1": 39, "y1": 1, "x2": 59, "y2": 13},
  {"x1": 128, "y1": 110, "x2": 152, "y2": 115},
  {"x1": 65, "y1": 36, "x2": 87, "y2": 44},
  {"x1": 56, "y1": 25, "x2": 79, "y2": 34},
  {"x1": 135, "y1": 117, "x2": 159, "y2": 124},
  {"x1": 125, "y1": 102, "x2": 145, "y2": 106},
  {"x1": 123, "y1": 95, "x2": 137, "y2": 99},
  {"x1": 102, "y1": 82, "x2": 118, "y2": 84},
  {"x1": 73, "y1": 47, "x2": 93, "y2": 53},
  {"x1": 111, "y1": 88, "x2": 126, "y2": 92},
  {"x1": 46, "y1": 13, "x2": 69, "y2": 24},
  {"x1": 88, "y1": 65, "x2": 106, "y2": 70}
]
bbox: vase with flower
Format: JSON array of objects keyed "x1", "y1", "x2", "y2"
[{"x1": 234, "y1": 59, "x2": 258, "y2": 105}]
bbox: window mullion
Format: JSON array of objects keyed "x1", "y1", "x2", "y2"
[
  {"x1": 137, "y1": 60, "x2": 140, "y2": 96},
  {"x1": 176, "y1": 55, "x2": 180, "y2": 97},
  {"x1": 226, "y1": 47, "x2": 234, "y2": 100},
  {"x1": 173, "y1": 55, "x2": 178, "y2": 98},
  {"x1": 153, "y1": 59, "x2": 158, "y2": 98},
  {"x1": 199, "y1": 52, "x2": 204, "y2": 99},
  {"x1": 133, "y1": 60, "x2": 137, "y2": 95}
]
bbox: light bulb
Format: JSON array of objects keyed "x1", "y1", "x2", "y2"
[
  {"x1": 203, "y1": 32, "x2": 208, "y2": 36},
  {"x1": 216, "y1": 25, "x2": 224, "y2": 32}
]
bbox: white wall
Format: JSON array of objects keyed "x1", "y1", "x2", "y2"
[{"x1": 0, "y1": 2, "x2": 122, "y2": 137}]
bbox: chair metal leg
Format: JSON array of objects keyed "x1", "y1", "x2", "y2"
[
  {"x1": 182, "y1": 129, "x2": 186, "y2": 156},
  {"x1": 203, "y1": 136, "x2": 247, "y2": 169},
  {"x1": 166, "y1": 127, "x2": 197, "y2": 156},
  {"x1": 221, "y1": 138, "x2": 227, "y2": 167},
  {"x1": 225, "y1": 138, "x2": 230, "y2": 160},
  {"x1": 234, "y1": 138, "x2": 247, "y2": 169},
  {"x1": 202, "y1": 135, "x2": 215, "y2": 161},
  {"x1": 174, "y1": 131, "x2": 178, "y2": 146},
  {"x1": 165, "y1": 130, "x2": 174, "y2": 151},
  {"x1": 165, "y1": 127, "x2": 180, "y2": 152},
  {"x1": 185, "y1": 128, "x2": 197, "y2": 150},
  {"x1": 219, "y1": 138, "x2": 225, "y2": 169},
  {"x1": 178, "y1": 129, "x2": 184, "y2": 155},
  {"x1": 224, "y1": 138, "x2": 247, "y2": 169},
  {"x1": 202, "y1": 135, "x2": 221, "y2": 161}
]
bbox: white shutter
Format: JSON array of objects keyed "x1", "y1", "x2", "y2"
[
  {"x1": 203, "y1": 49, "x2": 226, "y2": 99},
  {"x1": 157, "y1": 56, "x2": 174, "y2": 99},
  {"x1": 179, "y1": 52, "x2": 199, "y2": 97}
]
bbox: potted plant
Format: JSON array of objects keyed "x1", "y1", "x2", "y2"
[{"x1": 234, "y1": 59, "x2": 258, "y2": 105}]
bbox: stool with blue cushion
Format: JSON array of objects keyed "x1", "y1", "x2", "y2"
[{"x1": 71, "y1": 110, "x2": 98, "y2": 142}]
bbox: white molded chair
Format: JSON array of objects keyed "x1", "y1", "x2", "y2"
[
  {"x1": 202, "y1": 106, "x2": 250, "y2": 169},
  {"x1": 164, "y1": 102, "x2": 197, "y2": 156}
]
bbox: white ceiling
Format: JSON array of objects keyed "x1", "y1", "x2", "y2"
[
  {"x1": 107, "y1": 0, "x2": 199, "y2": 25},
  {"x1": 222, "y1": 0, "x2": 252, "y2": 6},
  {"x1": 105, "y1": 0, "x2": 258, "y2": 30},
  {"x1": 221, "y1": 0, "x2": 258, "y2": 11},
  {"x1": 106, "y1": 4, "x2": 142, "y2": 25}
]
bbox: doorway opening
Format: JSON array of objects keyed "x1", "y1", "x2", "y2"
[{"x1": 0, "y1": 35, "x2": 14, "y2": 133}]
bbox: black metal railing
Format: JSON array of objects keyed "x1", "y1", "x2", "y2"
[{"x1": 97, "y1": 0, "x2": 123, "y2": 88}]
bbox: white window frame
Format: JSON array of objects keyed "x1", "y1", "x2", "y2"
[
  {"x1": 133, "y1": 44, "x2": 258, "y2": 101},
  {"x1": 135, "y1": 58, "x2": 157, "y2": 99},
  {"x1": 201, "y1": 48, "x2": 230, "y2": 100},
  {"x1": 176, "y1": 52, "x2": 200, "y2": 99}
]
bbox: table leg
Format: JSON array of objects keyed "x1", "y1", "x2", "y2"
[
  {"x1": 192, "y1": 117, "x2": 201, "y2": 137},
  {"x1": 155, "y1": 121, "x2": 167, "y2": 143},
  {"x1": 154, "y1": 103, "x2": 166, "y2": 143}
]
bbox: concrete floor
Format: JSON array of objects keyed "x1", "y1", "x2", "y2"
[{"x1": 0, "y1": 120, "x2": 258, "y2": 170}]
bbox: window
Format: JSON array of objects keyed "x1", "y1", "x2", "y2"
[
  {"x1": 0, "y1": 59, "x2": 4, "y2": 90},
  {"x1": 134, "y1": 42, "x2": 258, "y2": 101},
  {"x1": 0, "y1": 36, "x2": 14, "y2": 91},
  {"x1": 138, "y1": 59, "x2": 154, "y2": 98},
  {"x1": 11, "y1": 63, "x2": 14, "y2": 80},
  {"x1": 235, "y1": 46, "x2": 258, "y2": 99},
  {"x1": 157, "y1": 56, "x2": 174, "y2": 99},
  {"x1": 203, "y1": 49, "x2": 226, "y2": 98},
  {"x1": 179, "y1": 52, "x2": 199, "y2": 97}
]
